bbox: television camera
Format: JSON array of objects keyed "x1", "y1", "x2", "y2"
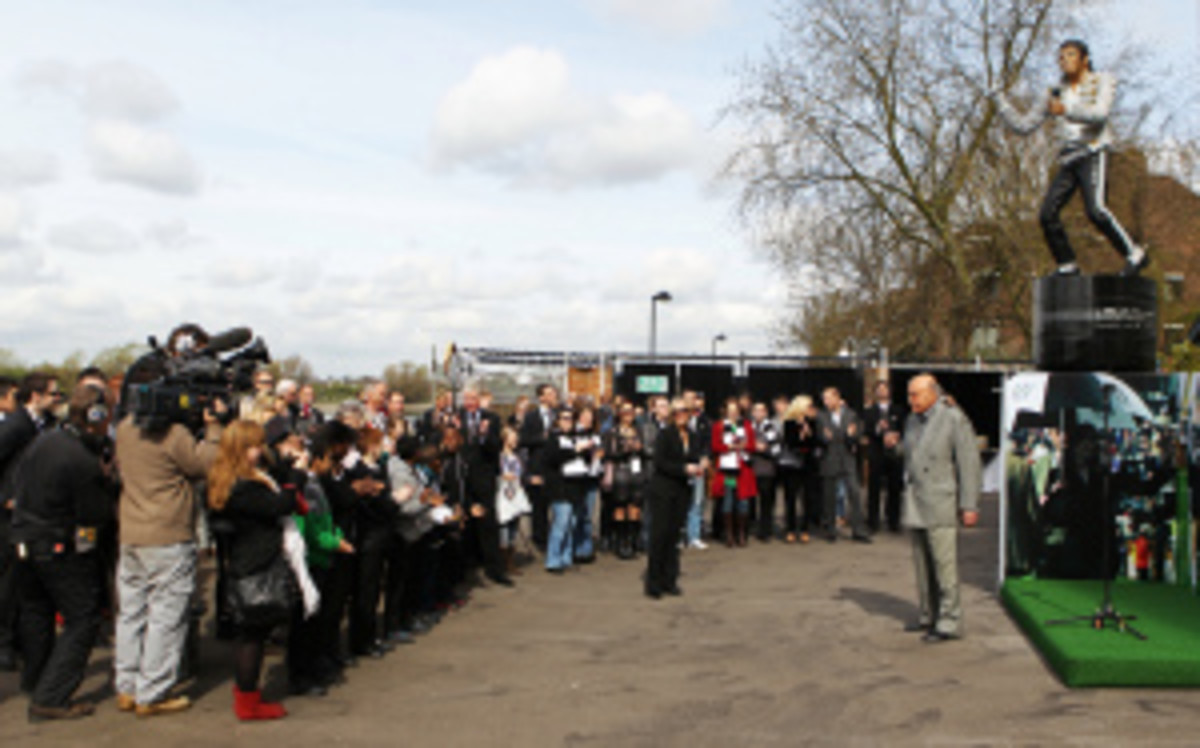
[{"x1": 122, "y1": 325, "x2": 271, "y2": 430}]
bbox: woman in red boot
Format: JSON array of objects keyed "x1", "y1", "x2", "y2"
[
  {"x1": 209, "y1": 420, "x2": 297, "y2": 721},
  {"x1": 710, "y1": 400, "x2": 757, "y2": 547}
]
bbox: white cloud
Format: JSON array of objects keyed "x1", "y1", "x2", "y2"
[
  {"x1": 0, "y1": 149, "x2": 59, "y2": 189},
  {"x1": 592, "y1": 0, "x2": 730, "y2": 36},
  {"x1": 88, "y1": 119, "x2": 200, "y2": 194},
  {"x1": 540, "y1": 93, "x2": 701, "y2": 187},
  {"x1": 144, "y1": 218, "x2": 207, "y2": 251},
  {"x1": 48, "y1": 217, "x2": 141, "y2": 254},
  {"x1": 432, "y1": 47, "x2": 578, "y2": 166},
  {"x1": 430, "y1": 46, "x2": 703, "y2": 188},
  {"x1": 15, "y1": 58, "x2": 200, "y2": 195},
  {"x1": 0, "y1": 247, "x2": 60, "y2": 287},
  {"x1": 0, "y1": 193, "x2": 33, "y2": 247},
  {"x1": 84, "y1": 60, "x2": 179, "y2": 122},
  {"x1": 205, "y1": 258, "x2": 274, "y2": 288},
  {"x1": 14, "y1": 58, "x2": 81, "y2": 96}
]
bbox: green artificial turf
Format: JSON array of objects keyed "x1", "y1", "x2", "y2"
[{"x1": 1002, "y1": 577, "x2": 1200, "y2": 687}]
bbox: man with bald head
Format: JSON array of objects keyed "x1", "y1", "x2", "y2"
[{"x1": 892, "y1": 374, "x2": 981, "y2": 643}]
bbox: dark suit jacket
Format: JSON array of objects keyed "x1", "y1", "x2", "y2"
[
  {"x1": 650, "y1": 426, "x2": 700, "y2": 501},
  {"x1": 459, "y1": 407, "x2": 502, "y2": 505},
  {"x1": 816, "y1": 406, "x2": 860, "y2": 478},
  {"x1": 0, "y1": 407, "x2": 39, "y2": 513},
  {"x1": 519, "y1": 406, "x2": 555, "y2": 481},
  {"x1": 862, "y1": 402, "x2": 905, "y2": 461}
]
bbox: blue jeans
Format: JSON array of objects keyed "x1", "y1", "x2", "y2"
[
  {"x1": 686, "y1": 476, "x2": 705, "y2": 543},
  {"x1": 573, "y1": 486, "x2": 597, "y2": 560},
  {"x1": 720, "y1": 483, "x2": 750, "y2": 515},
  {"x1": 546, "y1": 501, "x2": 575, "y2": 570}
]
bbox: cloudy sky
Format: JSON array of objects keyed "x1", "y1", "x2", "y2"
[{"x1": 0, "y1": 0, "x2": 1196, "y2": 376}]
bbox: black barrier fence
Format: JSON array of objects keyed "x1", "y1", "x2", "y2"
[{"x1": 460, "y1": 347, "x2": 1014, "y2": 454}]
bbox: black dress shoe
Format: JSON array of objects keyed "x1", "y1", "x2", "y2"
[
  {"x1": 644, "y1": 587, "x2": 662, "y2": 600},
  {"x1": 546, "y1": 567, "x2": 565, "y2": 575},
  {"x1": 28, "y1": 702, "x2": 95, "y2": 723},
  {"x1": 851, "y1": 534, "x2": 873, "y2": 544},
  {"x1": 487, "y1": 572, "x2": 515, "y2": 587},
  {"x1": 664, "y1": 586, "x2": 683, "y2": 597},
  {"x1": 921, "y1": 631, "x2": 956, "y2": 644}
]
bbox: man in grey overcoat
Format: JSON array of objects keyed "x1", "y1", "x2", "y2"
[{"x1": 889, "y1": 374, "x2": 981, "y2": 642}]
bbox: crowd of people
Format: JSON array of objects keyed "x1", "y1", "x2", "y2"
[{"x1": 0, "y1": 332, "x2": 981, "y2": 725}]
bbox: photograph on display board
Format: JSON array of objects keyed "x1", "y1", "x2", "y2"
[
  {"x1": 1188, "y1": 373, "x2": 1200, "y2": 591},
  {"x1": 1003, "y1": 372, "x2": 1187, "y2": 584}
]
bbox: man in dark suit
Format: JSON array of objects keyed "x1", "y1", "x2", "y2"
[
  {"x1": 418, "y1": 391, "x2": 454, "y2": 445},
  {"x1": 459, "y1": 388, "x2": 512, "y2": 587},
  {"x1": 816, "y1": 387, "x2": 871, "y2": 543},
  {"x1": 0, "y1": 372, "x2": 62, "y2": 671},
  {"x1": 519, "y1": 384, "x2": 559, "y2": 551},
  {"x1": 863, "y1": 381, "x2": 905, "y2": 533}
]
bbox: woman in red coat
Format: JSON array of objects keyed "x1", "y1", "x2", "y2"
[{"x1": 710, "y1": 399, "x2": 757, "y2": 547}]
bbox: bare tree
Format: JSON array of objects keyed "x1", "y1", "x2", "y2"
[{"x1": 726, "y1": 0, "x2": 1076, "y2": 357}]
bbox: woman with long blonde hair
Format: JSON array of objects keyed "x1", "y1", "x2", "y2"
[
  {"x1": 780, "y1": 395, "x2": 820, "y2": 543},
  {"x1": 208, "y1": 420, "x2": 298, "y2": 721}
]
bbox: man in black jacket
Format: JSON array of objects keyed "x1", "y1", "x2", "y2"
[
  {"x1": 11, "y1": 383, "x2": 115, "y2": 721},
  {"x1": 459, "y1": 389, "x2": 512, "y2": 587},
  {"x1": 520, "y1": 384, "x2": 559, "y2": 551},
  {"x1": 863, "y1": 381, "x2": 905, "y2": 533},
  {"x1": 0, "y1": 372, "x2": 61, "y2": 672}
]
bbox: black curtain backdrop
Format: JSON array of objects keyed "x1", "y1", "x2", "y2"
[
  {"x1": 889, "y1": 370, "x2": 1003, "y2": 452},
  {"x1": 679, "y1": 364, "x2": 735, "y2": 417},
  {"x1": 745, "y1": 366, "x2": 864, "y2": 414}
]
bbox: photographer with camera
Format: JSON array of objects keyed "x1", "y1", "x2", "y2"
[
  {"x1": 11, "y1": 384, "x2": 117, "y2": 722},
  {"x1": 112, "y1": 323, "x2": 237, "y2": 718}
]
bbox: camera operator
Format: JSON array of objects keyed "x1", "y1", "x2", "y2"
[
  {"x1": 0, "y1": 372, "x2": 62, "y2": 672},
  {"x1": 11, "y1": 384, "x2": 117, "y2": 722},
  {"x1": 112, "y1": 373, "x2": 226, "y2": 717}
]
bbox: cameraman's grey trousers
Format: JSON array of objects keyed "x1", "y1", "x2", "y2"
[{"x1": 114, "y1": 542, "x2": 196, "y2": 705}]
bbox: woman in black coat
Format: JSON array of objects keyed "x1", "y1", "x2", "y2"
[
  {"x1": 209, "y1": 420, "x2": 298, "y2": 721},
  {"x1": 644, "y1": 398, "x2": 702, "y2": 599}
]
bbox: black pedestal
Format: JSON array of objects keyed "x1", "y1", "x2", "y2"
[{"x1": 1033, "y1": 275, "x2": 1157, "y2": 372}]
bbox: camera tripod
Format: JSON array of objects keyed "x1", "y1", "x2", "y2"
[{"x1": 1044, "y1": 385, "x2": 1146, "y2": 641}]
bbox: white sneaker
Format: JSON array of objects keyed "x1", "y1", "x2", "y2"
[{"x1": 688, "y1": 539, "x2": 708, "y2": 550}]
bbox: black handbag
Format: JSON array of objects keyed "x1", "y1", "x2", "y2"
[{"x1": 227, "y1": 555, "x2": 296, "y2": 629}]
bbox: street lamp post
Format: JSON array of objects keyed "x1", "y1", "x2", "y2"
[
  {"x1": 650, "y1": 290, "x2": 672, "y2": 358},
  {"x1": 711, "y1": 332, "x2": 727, "y2": 362}
]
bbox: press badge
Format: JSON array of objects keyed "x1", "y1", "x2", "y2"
[{"x1": 75, "y1": 526, "x2": 98, "y2": 554}]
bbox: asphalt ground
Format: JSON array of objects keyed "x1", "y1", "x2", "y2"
[{"x1": 3, "y1": 492, "x2": 1200, "y2": 747}]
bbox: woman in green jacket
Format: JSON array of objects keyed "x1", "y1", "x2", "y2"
[{"x1": 287, "y1": 432, "x2": 354, "y2": 696}]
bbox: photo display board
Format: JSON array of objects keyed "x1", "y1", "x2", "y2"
[{"x1": 1001, "y1": 372, "x2": 1194, "y2": 590}]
